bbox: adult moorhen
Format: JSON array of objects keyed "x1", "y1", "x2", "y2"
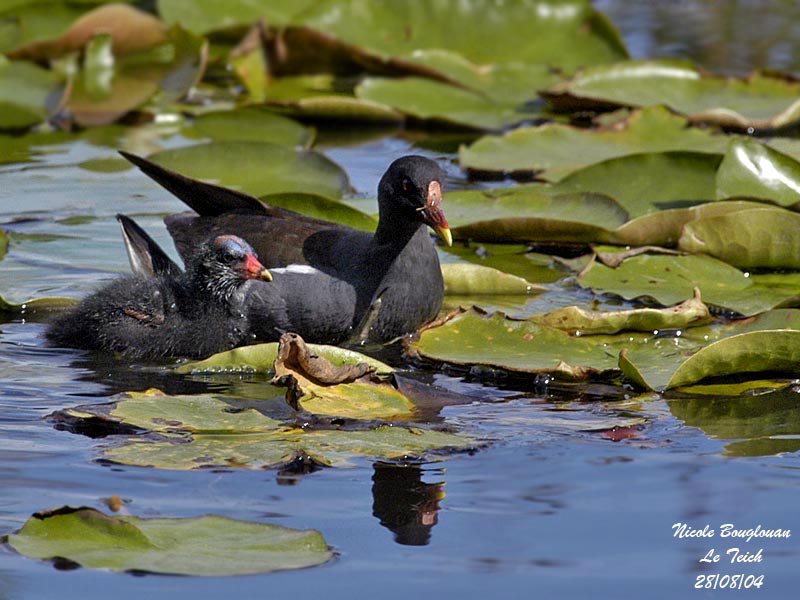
[
  {"x1": 46, "y1": 225, "x2": 273, "y2": 360},
  {"x1": 117, "y1": 215, "x2": 359, "y2": 345},
  {"x1": 118, "y1": 152, "x2": 452, "y2": 343}
]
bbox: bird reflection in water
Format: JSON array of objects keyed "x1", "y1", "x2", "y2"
[{"x1": 371, "y1": 462, "x2": 445, "y2": 546}]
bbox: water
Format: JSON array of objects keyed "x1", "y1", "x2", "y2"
[{"x1": 2, "y1": 4, "x2": 800, "y2": 599}]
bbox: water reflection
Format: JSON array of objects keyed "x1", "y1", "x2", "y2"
[
  {"x1": 667, "y1": 384, "x2": 800, "y2": 456},
  {"x1": 371, "y1": 462, "x2": 445, "y2": 546}
]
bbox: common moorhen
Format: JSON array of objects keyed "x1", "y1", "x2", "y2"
[
  {"x1": 46, "y1": 227, "x2": 273, "y2": 359},
  {"x1": 117, "y1": 215, "x2": 359, "y2": 345},
  {"x1": 119, "y1": 152, "x2": 452, "y2": 342}
]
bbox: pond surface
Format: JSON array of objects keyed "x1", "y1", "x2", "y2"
[{"x1": 2, "y1": 3, "x2": 800, "y2": 599}]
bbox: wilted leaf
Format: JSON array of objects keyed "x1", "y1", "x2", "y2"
[
  {"x1": 577, "y1": 253, "x2": 800, "y2": 316},
  {"x1": 141, "y1": 141, "x2": 349, "y2": 198},
  {"x1": 532, "y1": 288, "x2": 711, "y2": 334},
  {"x1": 716, "y1": 137, "x2": 800, "y2": 206},
  {"x1": 4, "y1": 506, "x2": 332, "y2": 575},
  {"x1": 272, "y1": 333, "x2": 414, "y2": 420},
  {"x1": 459, "y1": 106, "x2": 729, "y2": 180},
  {"x1": 678, "y1": 206, "x2": 800, "y2": 269},
  {"x1": 544, "y1": 59, "x2": 800, "y2": 130},
  {"x1": 441, "y1": 263, "x2": 546, "y2": 295}
]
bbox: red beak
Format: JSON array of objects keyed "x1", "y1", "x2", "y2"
[
  {"x1": 420, "y1": 180, "x2": 452, "y2": 246},
  {"x1": 242, "y1": 253, "x2": 272, "y2": 281}
]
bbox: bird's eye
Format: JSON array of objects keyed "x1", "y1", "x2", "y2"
[{"x1": 401, "y1": 177, "x2": 411, "y2": 192}]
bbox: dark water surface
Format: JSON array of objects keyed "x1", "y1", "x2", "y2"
[{"x1": 2, "y1": 3, "x2": 800, "y2": 599}]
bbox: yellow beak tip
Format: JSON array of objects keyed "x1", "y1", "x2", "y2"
[{"x1": 260, "y1": 269, "x2": 273, "y2": 281}]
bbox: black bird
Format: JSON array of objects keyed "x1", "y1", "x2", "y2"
[
  {"x1": 119, "y1": 152, "x2": 452, "y2": 343},
  {"x1": 46, "y1": 221, "x2": 273, "y2": 360},
  {"x1": 116, "y1": 215, "x2": 359, "y2": 346}
]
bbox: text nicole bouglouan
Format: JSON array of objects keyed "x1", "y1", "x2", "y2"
[{"x1": 672, "y1": 522, "x2": 792, "y2": 590}]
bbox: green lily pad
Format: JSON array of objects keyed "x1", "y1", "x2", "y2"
[
  {"x1": 532, "y1": 288, "x2": 712, "y2": 334},
  {"x1": 355, "y1": 76, "x2": 543, "y2": 131},
  {"x1": 0, "y1": 56, "x2": 58, "y2": 129},
  {"x1": 716, "y1": 137, "x2": 800, "y2": 206},
  {"x1": 185, "y1": 107, "x2": 314, "y2": 147},
  {"x1": 619, "y1": 309, "x2": 800, "y2": 391},
  {"x1": 290, "y1": 0, "x2": 627, "y2": 74},
  {"x1": 441, "y1": 243, "x2": 568, "y2": 285},
  {"x1": 142, "y1": 141, "x2": 350, "y2": 198},
  {"x1": 441, "y1": 263, "x2": 546, "y2": 296},
  {"x1": 157, "y1": 0, "x2": 315, "y2": 34},
  {"x1": 258, "y1": 192, "x2": 377, "y2": 231},
  {"x1": 544, "y1": 59, "x2": 800, "y2": 131},
  {"x1": 4, "y1": 506, "x2": 332, "y2": 575},
  {"x1": 577, "y1": 253, "x2": 800, "y2": 316},
  {"x1": 407, "y1": 307, "x2": 623, "y2": 378},
  {"x1": 553, "y1": 151, "x2": 722, "y2": 218},
  {"x1": 0, "y1": 2, "x2": 85, "y2": 55},
  {"x1": 609, "y1": 200, "x2": 770, "y2": 247},
  {"x1": 65, "y1": 25, "x2": 207, "y2": 127},
  {"x1": 0, "y1": 294, "x2": 77, "y2": 315},
  {"x1": 446, "y1": 186, "x2": 627, "y2": 243},
  {"x1": 175, "y1": 341, "x2": 393, "y2": 375},
  {"x1": 678, "y1": 207, "x2": 800, "y2": 269},
  {"x1": 7, "y1": 3, "x2": 167, "y2": 61},
  {"x1": 459, "y1": 106, "x2": 730, "y2": 180},
  {"x1": 0, "y1": 227, "x2": 7, "y2": 259}
]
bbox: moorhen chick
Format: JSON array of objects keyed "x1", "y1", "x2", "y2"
[
  {"x1": 119, "y1": 152, "x2": 452, "y2": 343},
  {"x1": 116, "y1": 215, "x2": 359, "y2": 345},
  {"x1": 46, "y1": 228, "x2": 273, "y2": 360}
]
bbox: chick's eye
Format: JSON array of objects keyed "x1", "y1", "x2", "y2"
[{"x1": 401, "y1": 177, "x2": 411, "y2": 192}]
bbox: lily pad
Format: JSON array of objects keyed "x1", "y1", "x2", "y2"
[
  {"x1": 441, "y1": 242, "x2": 568, "y2": 285},
  {"x1": 459, "y1": 106, "x2": 730, "y2": 180},
  {"x1": 272, "y1": 333, "x2": 414, "y2": 420},
  {"x1": 543, "y1": 59, "x2": 800, "y2": 131},
  {"x1": 175, "y1": 341, "x2": 393, "y2": 375},
  {"x1": 678, "y1": 206, "x2": 800, "y2": 269},
  {"x1": 141, "y1": 141, "x2": 350, "y2": 198},
  {"x1": 7, "y1": 4, "x2": 167, "y2": 61},
  {"x1": 553, "y1": 151, "x2": 722, "y2": 218},
  {"x1": 355, "y1": 76, "x2": 543, "y2": 131},
  {"x1": 532, "y1": 288, "x2": 712, "y2": 334},
  {"x1": 289, "y1": 0, "x2": 627, "y2": 74},
  {"x1": 407, "y1": 307, "x2": 624, "y2": 378},
  {"x1": 619, "y1": 309, "x2": 800, "y2": 391},
  {"x1": 716, "y1": 137, "x2": 800, "y2": 207},
  {"x1": 441, "y1": 263, "x2": 545, "y2": 296},
  {"x1": 4, "y1": 506, "x2": 332, "y2": 575},
  {"x1": 446, "y1": 186, "x2": 627, "y2": 243},
  {"x1": 258, "y1": 192, "x2": 377, "y2": 231},
  {"x1": 56, "y1": 385, "x2": 473, "y2": 470},
  {"x1": 0, "y1": 294, "x2": 77, "y2": 315},
  {"x1": 0, "y1": 56, "x2": 58, "y2": 129},
  {"x1": 157, "y1": 0, "x2": 315, "y2": 34},
  {"x1": 185, "y1": 107, "x2": 314, "y2": 147},
  {"x1": 577, "y1": 253, "x2": 800, "y2": 316},
  {"x1": 609, "y1": 200, "x2": 770, "y2": 247}
]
